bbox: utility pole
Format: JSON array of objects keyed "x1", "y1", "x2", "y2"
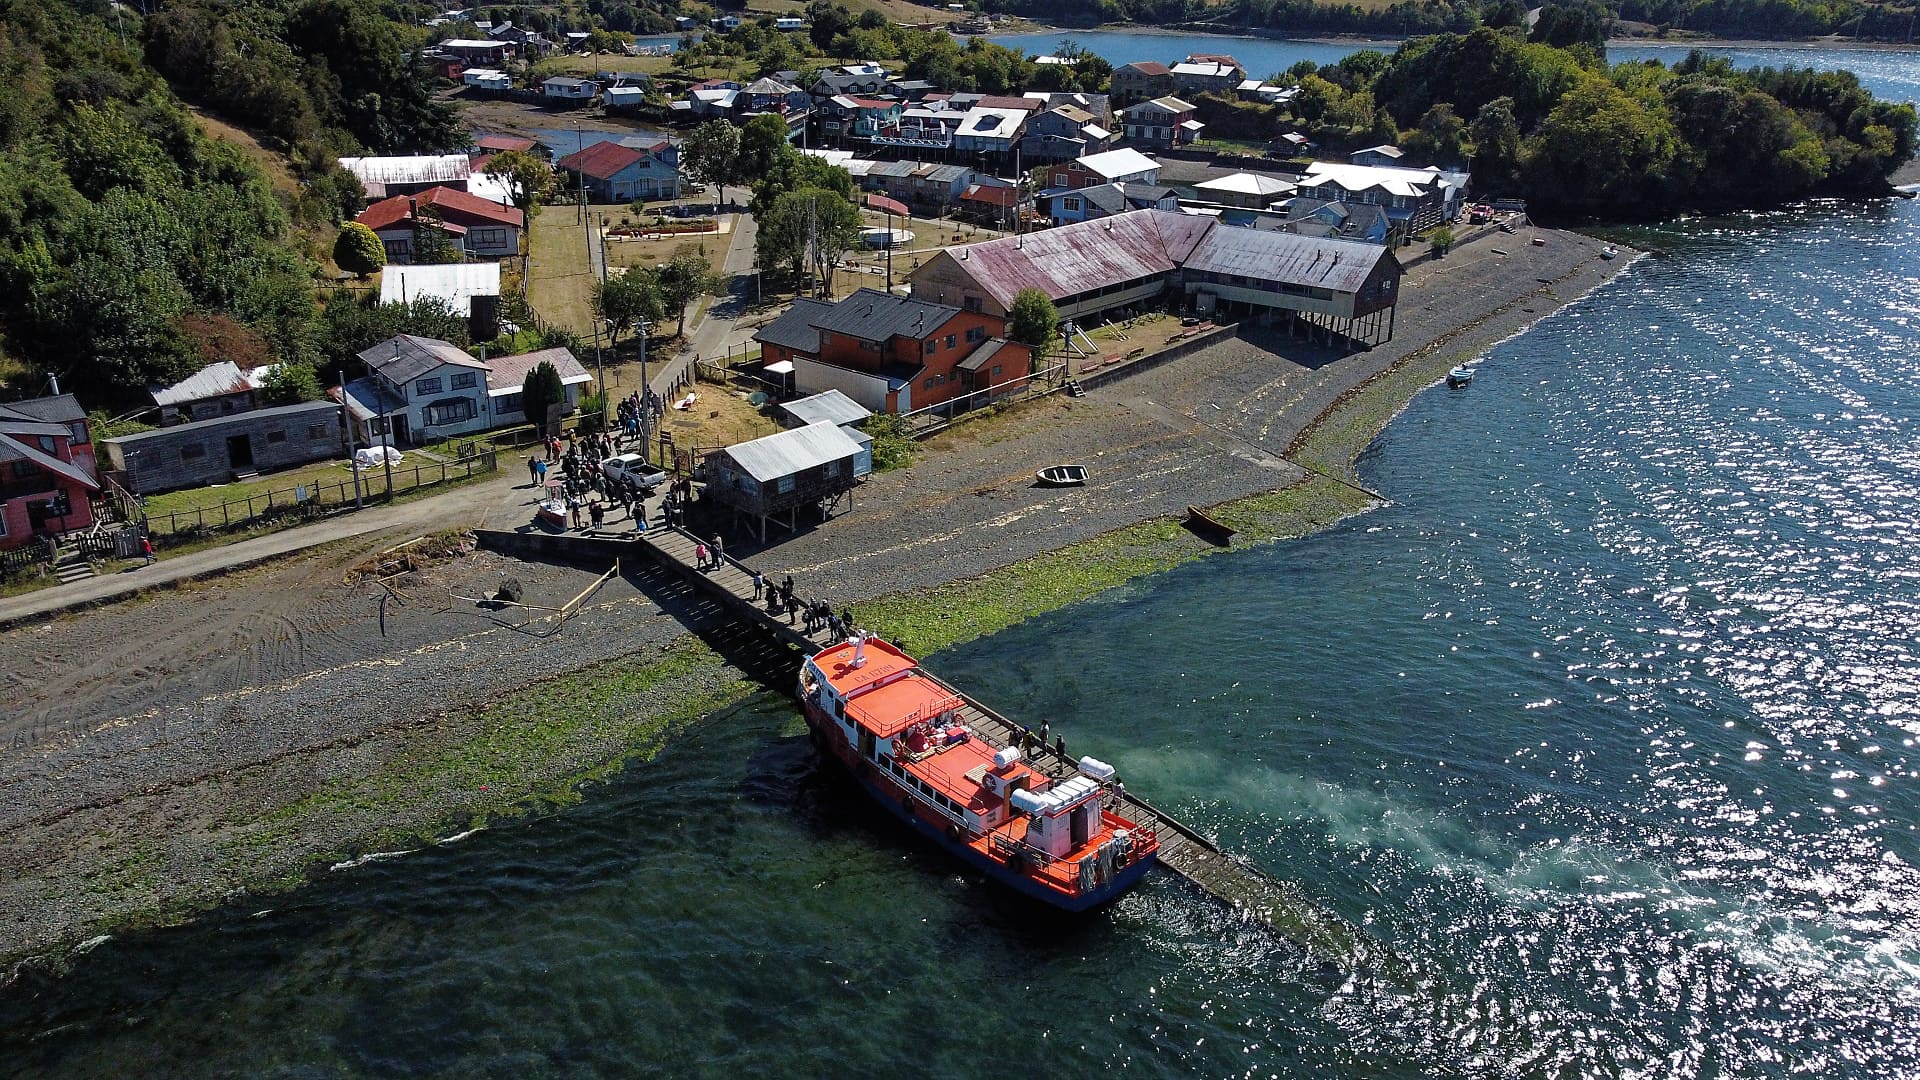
[
  {"x1": 339, "y1": 369, "x2": 363, "y2": 510},
  {"x1": 588, "y1": 210, "x2": 608, "y2": 432},
  {"x1": 382, "y1": 343, "x2": 399, "y2": 501}
]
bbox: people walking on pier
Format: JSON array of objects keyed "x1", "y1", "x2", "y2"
[
  {"x1": 781, "y1": 575, "x2": 794, "y2": 603},
  {"x1": 695, "y1": 541, "x2": 710, "y2": 570},
  {"x1": 842, "y1": 608, "x2": 854, "y2": 631},
  {"x1": 712, "y1": 535, "x2": 725, "y2": 567},
  {"x1": 751, "y1": 571, "x2": 764, "y2": 599},
  {"x1": 527, "y1": 456, "x2": 539, "y2": 485},
  {"x1": 567, "y1": 496, "x2": 584, "y2": 530},
  {"x1": 589, "y1": 499, "x2": 605, "y2": 529}
]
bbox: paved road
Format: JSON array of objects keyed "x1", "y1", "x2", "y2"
[{"x1": 651, "y1": 185, "x2": 760, "y2": 398}]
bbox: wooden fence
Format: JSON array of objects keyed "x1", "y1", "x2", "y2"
[
  {"x1": 146, "y1": 451, "x2": 499, "y2": 539},
  {"x1": 898, "y1": 362, "x2": 1070, "y2": 439}
]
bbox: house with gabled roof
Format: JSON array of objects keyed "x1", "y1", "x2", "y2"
[
  {"x1": 0, "y1": 395, "x2": 97, "y2": 547},
  {"x1": 354, "y1": 186, "x2": 525, "y2": 262},
  {"x1": 1121, "y1": 96, "x2": 1202, "y2": 150},
  {"x1": 1111, "y1": 61, "x2": 1174, "y2": 108},
  {"x1": 751, "y1": 287, "x2": 1028, "y2": 414},
  {"x1": 554, "y1": 138, "x2": 681, "y2": 202},
  {"x1": 1294, "y1": 161, "x2": 1466, "y2": 235},
  {"x1": 339, "y1": 336, "x2": 592, "y2": 445},
  {"x1": 1042, "y1": 147, "x2": 1161, "y2": 191},
  {"x1": 337, "y1": 154, "x2": 472, "y2": 200}
]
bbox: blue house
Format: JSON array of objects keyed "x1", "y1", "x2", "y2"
[{"x1": 554, "y1": 138, "x2": 681, "y2": 202}]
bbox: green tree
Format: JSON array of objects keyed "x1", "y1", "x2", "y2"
[
  {"x1": 1526, "y1": 79, "x2": 1681, "y2": 211},
  {"x1": 595, "y1": 266, "x2": 664, "y2": 350},
  {"x1": 522, "y1": 359, "x2": 566, "y2": 437},
  {"x1": 1467, "y1": 96, "x2": 1523, "y2": 195},
  {"x1": 658, "y1": 251, "x2": 717, "y2": 335},
  {"x1": 257, "y1": 361, "x2": 323, "y2": 405},
  {"x1": 755, "y1": 187, "x2": 862, "y2": 295},
  {"x1": 333, "y1": 221, "x2": 386, "y2": 277},
  {"x1": 484, "y1": 149, "x2": 553, "y2": 215},
  {"x1": 681, "y1": 119, "x2": 743, "y2": 190},
  {"x1": 1403, "y1": 103, "x2": 1471, "y2": 166},
  {"x1": 410, "y1": 205, "x2": 463, "y2": 265},
  {"x1": 1007, "y1": 288, "x2": 1057, "y2": 350}
]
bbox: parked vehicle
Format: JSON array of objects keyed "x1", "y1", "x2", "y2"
[{"x1": 601, "y1": 453, "x2": 668, "y2": 492}]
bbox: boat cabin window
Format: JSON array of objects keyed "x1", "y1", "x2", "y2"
[{"x1": 859, "y1": 728, "x2": 876, "y2": 760}]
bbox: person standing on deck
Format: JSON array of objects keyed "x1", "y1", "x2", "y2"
[
  {"x1": 695, "y1": 541, "x2": 710, "y2": 570},
  {"x1": 712, "y1": 535, "x2": 725, "y2": 568},
  {"x1": 752, "y1": 571, "x2": 764, "y2": 600}
]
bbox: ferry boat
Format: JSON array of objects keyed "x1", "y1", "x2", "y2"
[{"x1": 798, "y1": 634, "x2": 1158, "y2": 910}]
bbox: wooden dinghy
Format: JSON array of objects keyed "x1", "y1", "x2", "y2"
[
  {"x1": 1036, "y1": 464, "x2": 1089, "y2": 487},
  {"x1": 1184, "y1": 505, "x2": 1235, "y2": 546}
]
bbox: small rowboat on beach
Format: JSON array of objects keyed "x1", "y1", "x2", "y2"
[
  {"x1": 1601, "y1": 245, "x2": 1620, "y2": 260},
  {"x1": 1036, "y1": 465, "x2": 1088, "y2": 487},
  {"x1": 1447, "y1": 366, "x2": 1475, "y2": 388},
  {"x1": 1184, "y1": 505, "x2": 1235, "y2": 546}
]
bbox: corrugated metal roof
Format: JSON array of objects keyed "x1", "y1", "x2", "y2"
[
  {"x1": 484, "y1": 347, "x2": 592, "y2": 395},
  {"x1": 754, "y1": 298, "x2": 835, "y2": 353},
  {"x1": 721, "y1": 422, "x2": 862, "y2": 483},
  {"x1": 1074, "y1": 147, "x2": 1158, "y2": 180},
  {"x1": 338, "y1": 155, "x2": 472, "y2": 187},
  {"x1": 1298, "y1": 162, "x2": 1450, "y2": 200},
  {"x1": 106, "y1": 400, "x2": 339, "y2": 444},
  {"x1": 1183, "y1": 227, "x2": 1393, "y2": 294},
  {"x1": 381, "y1": 262, "x2": 502, "y2": 315},
  {"x1": 779, "y1": 389, "x2": 871, "y2": 427},
  {"x1": 941, "y1": 209, "x2": 1212, "y2": 308},
  {"x1": 360, "y1": 334, "x2": 487, "y2": 386},
  {"x1": 956, "y1": 338, "x2": 1017, "y2": 372},
  {"x1": 152, "y1": 361, "x2": 251, "y2": 406},
  {"x1": 1194, "y1": 172, "x2": 1295, "y2": 197},
  {"x1": 808, "y1": 288, "x2": 958, "y2": 343}
]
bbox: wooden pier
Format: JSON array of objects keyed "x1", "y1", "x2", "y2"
[{"x1": 627, "y1": 526, "x2": 1369, "y2": 955}]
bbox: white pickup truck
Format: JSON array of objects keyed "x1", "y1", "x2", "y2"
[{"x1": 600, "y1": 453, "x2": 669, "y2": 493}]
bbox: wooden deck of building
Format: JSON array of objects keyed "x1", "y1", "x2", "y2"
[{"x1": 630, "y1": 525, "x2": 1364, "y2": 950}]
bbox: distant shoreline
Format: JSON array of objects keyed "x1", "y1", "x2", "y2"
[{"x1": 997, "y1": 22, "x2": 1920, "y2": 54}]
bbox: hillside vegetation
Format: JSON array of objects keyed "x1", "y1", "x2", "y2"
[
  {"x1": 0, "y1": 0, "x2": 475, "y2": 408},
  {"x1": 1289, "y1": 28, "x2": 1915, "y2": 215}
]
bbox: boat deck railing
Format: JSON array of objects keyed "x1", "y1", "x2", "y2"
[{"x1": 623, "y1": 524, "x2": 1329, "y2": 930}]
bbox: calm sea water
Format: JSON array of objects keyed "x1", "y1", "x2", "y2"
[
  {"x1": 988, "y1": 29, "x2": 1920, "y2": 100},
  {"x1": 6, "y1": 48, "x2": 1920, "y2": 1080}
]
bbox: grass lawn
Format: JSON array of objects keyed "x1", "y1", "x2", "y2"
[
  {"x1": 597, "y1": 359, "x2": 782, "y2": 458},
  {"x1": 530, "y1": 201, "x2": 732, "y2": 338}
]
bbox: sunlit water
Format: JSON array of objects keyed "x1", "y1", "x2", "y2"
[
  {"x1": 987, "y1": 31, "x2": 1920, "y2": 104},
  {"x1": 8, "y1": 58, "x2": 1920, "y2": 1080}
]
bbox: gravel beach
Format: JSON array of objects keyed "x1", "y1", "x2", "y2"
[{"x1": 0, "y1": 226, "x2": 1630, "y2": 977}]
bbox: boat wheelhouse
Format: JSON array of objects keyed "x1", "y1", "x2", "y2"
[{"x1": 798, "y1": 635, "x2": 1156, "y2": 909}]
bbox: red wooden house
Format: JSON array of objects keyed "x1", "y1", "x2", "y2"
[
  {"x1": 0, "y1": 394, "x2": 98, "y2": 550},
  {"x1": 754, "y1": 288, "x2": 1030, "y2": 414}
]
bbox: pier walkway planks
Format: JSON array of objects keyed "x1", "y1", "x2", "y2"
[{"x1": 626, "y1": 525, "x2": 1330, "y2": 935}]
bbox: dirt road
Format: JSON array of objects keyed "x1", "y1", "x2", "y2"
[{"x1": 0, "y1": 226, "x2": 1629, "y2": 976}]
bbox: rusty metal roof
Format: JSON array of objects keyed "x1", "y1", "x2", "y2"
[
  {"x1": 941, "y1": 209, "x2": 1213, "y2": 308},
  {"x1": 1183, "y1": 227, "x2": 1395, "y2": 294}
]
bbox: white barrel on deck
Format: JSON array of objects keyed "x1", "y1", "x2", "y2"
[
  {"x1": 993, "y1": 746, "x2": 1022, "y2": 769},
  {"x1": 1076, "y1": 756, "x2": 1116, "y2": 781}
]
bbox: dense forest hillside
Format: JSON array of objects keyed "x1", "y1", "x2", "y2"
[{"x1": 0, "y1": 0, "x2": 470, "y2": 408}]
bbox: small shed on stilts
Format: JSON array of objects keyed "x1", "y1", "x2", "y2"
[{"x1": 698, "y1": 423, "x2": 864, "y2": 542}]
